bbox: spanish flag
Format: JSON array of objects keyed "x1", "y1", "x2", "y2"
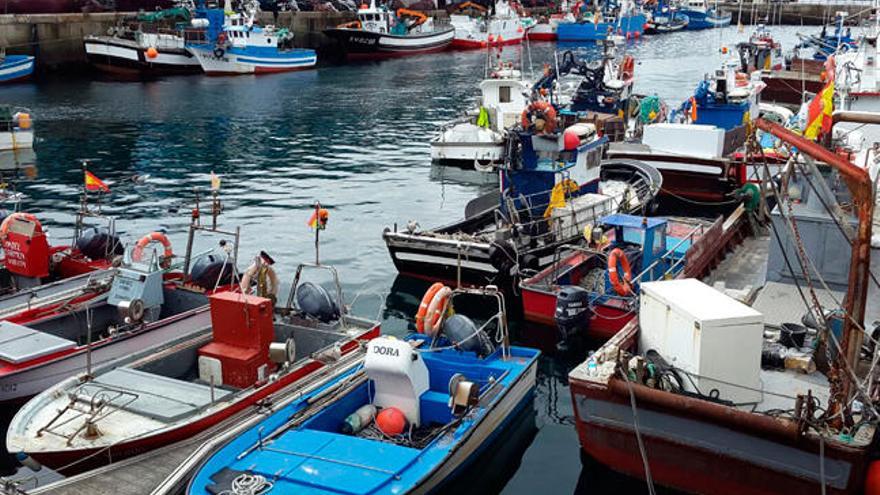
[
  {"x1": 804, "y1": 80, "x2": 834, "y2": 141},
  {"x1": 307, "y1": 208, "x2": 329, "y2": 230},
  {"x1": 84, "y1": 171, "x2": 110, "y2": 192},
  {"x1": 805, "y1": 56, "x2": 835, "y2": 141}
]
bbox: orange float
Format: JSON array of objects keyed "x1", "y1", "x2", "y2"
[{"x1": 520, "y1": 101, "x2": 557, "y2": 134}]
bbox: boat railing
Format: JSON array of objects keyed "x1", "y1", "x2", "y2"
[
  {"x1": 631, "y1": 223, "x2": 707, "y2": 285},
  {"x1": 430, "y1": 285, "x2": 511, "y2": 360},
  {"x1": 36, "y1": 385, "x2": 140, "y2": 446}
]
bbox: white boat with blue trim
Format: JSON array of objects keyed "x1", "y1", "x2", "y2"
[{"x1": 187, "y1": 1, "x2": 316, "y2": 75}]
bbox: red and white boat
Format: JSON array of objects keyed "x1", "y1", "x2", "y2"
[
  {"x1": 0, "y1": 210, "x2": 123, "y2": 325},
  {"x1": 0, "y1": 221, "x2": 239, "y2": 404},
  {"x1": 569, "y1": 120, "x2": 880, "y2": 495},
  {"x1": 528, "y1": 1, "x2": 575, "y2": 41},
  {"x1": 7, "y1": 262, "x2": 380, "y2": 474},
  {"x1": 450, "y1": 0, "x2": 529, "y2": 49}
]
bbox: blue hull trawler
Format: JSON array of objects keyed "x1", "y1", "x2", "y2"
[
  {"x1": 556, "y1": 0, "x2": 647, "y2": 42},
  {"x1": 187, "y1": 0, "x2": 316, "y2": 75},
  {"x1": 187, "y1": 286, "x2": 540, "y2": 494},
  {"x1": 678, "y1": 0, "x2": 731, "y2": 30}
]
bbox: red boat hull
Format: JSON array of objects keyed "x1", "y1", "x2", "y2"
[
  {"x1": 527, "y1": 32, "x2": 557, "y2": 41},
  {"x1": 30, "y1": 326, "x2": 379, "y2": 474},
  {"x1": 571, "y1": 374, "x2": 868, "y2": 495},
  {"x1": 451, "y1": 36, "x2": 524, "y2": 49}
]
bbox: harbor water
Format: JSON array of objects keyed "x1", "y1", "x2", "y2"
[{"x1": 0, "y1": 25, "x2": 806, "y2": 493}]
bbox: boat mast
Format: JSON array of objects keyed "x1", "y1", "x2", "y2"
[{"x1": 755, "y1": 118, "x2": 875, "y2": 426}]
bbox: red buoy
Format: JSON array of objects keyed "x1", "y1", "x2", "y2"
[
  {"x1": 563, "y1": 129, "x2": 580, "y2": 151},
  {"x1": 866, "y1": 460, "x2": 880, "y2": 495},
  {"x1": 146, "y1": 47, "x2": 159, "y2": 59},
  {"x1": 376, "y1": 407, "x2": 408, "y2": 436}
]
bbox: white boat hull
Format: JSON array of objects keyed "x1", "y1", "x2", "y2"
[
  {"x1": 188, "y1": 46, "x2": 317, "y2": 75},
  {"x1": 0, "y1": 130, "x2": 33, "y2": 152},
  {"x1": 0, "y1": 309, "x2": 211, "y2": 403}
]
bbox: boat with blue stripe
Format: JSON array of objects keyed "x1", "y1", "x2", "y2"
[
  {"x1": 556, "y1": 0, "x2": 647, "y2": 42},
  {"x1": 0, "y1": 54, "x2": 35, "y2": 84},
  {"x1": 188, "y1": 286, "x2": 540, "y2": 495},
  {"x1": 187, "y1": 1, "x2": 316, "y2": 75},
  {"x1": 679, "y1": 0, "x2": 731, "y2": 30}
]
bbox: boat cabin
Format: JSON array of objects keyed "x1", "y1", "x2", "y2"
[
  {"x1": 478, "y1": 74, "x2": 529, "y2": 132},
  {"x1": 220, "y1": 13, "x2": 294, "y2": 50}
]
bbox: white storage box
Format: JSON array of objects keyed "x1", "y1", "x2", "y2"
[
  {"x1": 642, "y1": 123, "x2": 725, "y2": 160},
  {"x1": 639, "y1": 279, "x2": 764, "y2": 405}
]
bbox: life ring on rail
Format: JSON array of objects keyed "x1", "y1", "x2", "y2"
[
  {"x1": 0, "y1": 212, "x2": 41, "y2": 241},
  {"x1": 217, "y1": 32, "x2": 228, "y2": 45},
  {"x1": 520, "y1": 101, "x2": 557, "y2": 135},
  {"x1": 735, "y1": 72, "x2": 749, "y2": 87},
  {"x1": 416, "y1": 282, "x2": 452, "y2": 337},
  {"x1": 132, "y1": 232, "x2": 173, "y2": 268},
  {"x1": 338, "y1": 20, "x2": 362, "y2": 29},
  {"x1": 240, "y1": 259, "x2": 280, "y2": 300},
  {"x1": 607, "y1": 247, "x2": 633, "y2": 296}
]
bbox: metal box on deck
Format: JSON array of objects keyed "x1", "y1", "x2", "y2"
[
  {"x1": 638, "y1": 279, "x2": 764, "y2": 405},
  {"x1": 642, "y1": 123, "x2": 725, "y2": 159}
]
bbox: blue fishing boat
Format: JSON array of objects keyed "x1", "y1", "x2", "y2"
[
  {"x1": 187, "y1": 0, "x2": 316, "y2": 75},
  {"x1": 679, "y1": 0, "x2": 730, "y2": 30},
  {"x1": 556, "y1": 0, "x2": 647, "y2": 41},
  {"x1": 0, "y1": 54, "x2": 35, "y2": 84},
  {"x1": 188, "y1": 286, "x2": 540, "y2": 495},
  {"x1": 796, "y1": 14, "x2": 856, "y2": 61}
]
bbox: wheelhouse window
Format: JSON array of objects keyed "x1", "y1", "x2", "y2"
[{"x1": 499, "y1": 86, "x2": 511, "y2": 103}]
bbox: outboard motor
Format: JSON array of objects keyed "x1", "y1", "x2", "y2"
[
  {"x1": 75, "y1": 227, "x2": 123, "y2": 261},
  {"x1": 189, "y1": 254, "x2": 237, "y2": 290},
  {"x1": 555, "y1": 286, "x2": 592, "y2": 341},
  {"x1": 296, "y1": 282, "x2": 340, "y2": 322},
  {"x1": 441, "y1": 314, "x2": 495, "y2": 357}
]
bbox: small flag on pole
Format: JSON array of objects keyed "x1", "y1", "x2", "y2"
[
  {"x1": 307, "y1": 208, "x2": 329, "y2": 230},
  {"x1": 210, "y1": 171, "x2": 221, "y2": 191},
  {"x1": 84, "y1": 171, "x2": 110, "y2": 192}
]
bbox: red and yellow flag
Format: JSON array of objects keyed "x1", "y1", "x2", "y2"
[
  {"x1": 84, "y1": 171, "x2": 110, "y2": 192},
  {"x1": 804, "y1": 81, "x2": 834, "y2": 141},
  {"x1": 805, "y1": 55, "x2": 836, "y2": 141},
  {"x1": 307, "y1": 208, "x2": 329, "y2": 230}
]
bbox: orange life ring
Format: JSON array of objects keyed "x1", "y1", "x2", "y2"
[
  {"x1": 0, "y1": 212, "x2": 41, "y2": 240},
  {"x1": 619, "y1": 55, "x2": 635, "y2": 81},
  {"x1": 132, "y1": 231, "x2": 173, "y2": 267},
  {"x1": 415, "y1": 282, "x2": 451, "y2": 336},
  {"x1": 217, "y1": 32, "x2": 227, "y2": 45},
  {"x1": 607, "y1": 247, "x2": 633, "y2": 296},
  {"x1": 520, "y1": 101, "x2": 557, "y2": 135},
  {"x1": 735, "y1": 72, "x2": 749, "y2": 87},
  {"x1": 338, "y1": 20, "x2": 362, "y2": 29}
]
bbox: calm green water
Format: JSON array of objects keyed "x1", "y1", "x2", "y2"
[{"x1": 0, "y1": 25, "x2": 807, "y2": 493}]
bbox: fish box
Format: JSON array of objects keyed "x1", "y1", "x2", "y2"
[{"x1": 638, "y1": 279, "x2": 764, "y2": 405}]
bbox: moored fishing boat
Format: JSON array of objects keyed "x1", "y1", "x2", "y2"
[
  {"x1": 188, "y1": 0, "x2": 316, "y2": 75},
  {"x1": 0, "y1": 107, "x2": 33, "y2": 152},
  {"x1": 556, "y1": 0, "x2": 647, "y2": 42},
  {"x1": 569, "y1": 119, "x2": 880, "y2": 495},
  {"x1": 643, "y1": 6, "x2": 688, "y2": 34},
  {"x1": 0, "y1": 209, "x2": 240, "y2": 404},
  {"x1": 6, "y1": 261, "x2": 380, "y2": 473},
  {"x1": 519, "y1": 212, "x2": 724, "y2": 341},
  {"x1": 607, "y1": 63, "x2": 765, "y2": 203},
  {"x1": 83, "y1": 4, "x2": 205, "y2": 78},
  {"x1": 528, "y1": 0, "x2": 574, "y2": 41},
  {"x1": 186, "y1": 285, "x2": 539, "y2": 495},
  {"x1": 0, "y1": 54, "x2": 35, "y2": 85},
  {"x1": 386, "y1": 119, "x2": 660, "y2": 288},
  {"x1": 678, "y1": 0, "x2": 730, "y2": 30},
  {"x1": 450, "y1": 0, "x2": 529, "y2": 49},
  {"x1": 323, "y1": 1, "x2": 453, "y2": 60}
]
